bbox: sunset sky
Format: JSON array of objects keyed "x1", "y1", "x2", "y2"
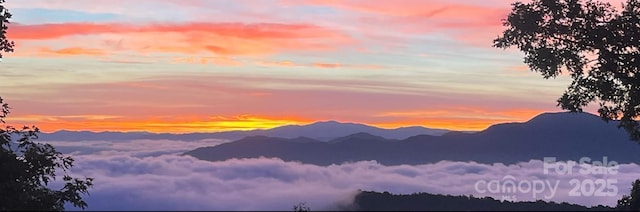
[{"x1": 0, "y1": 0, "x2": 607, "y2": 133}]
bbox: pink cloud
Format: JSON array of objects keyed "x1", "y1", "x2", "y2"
[
  {"x1": 281, "y1": 0, "x2": 511, "y2": 46},
  {"x1": 255, "y1": 60, "x2": 385, "y2": 69},
  {"x1": 8, "y1": 22, "x2": 354, "y2": 56},
  {"x1": 299, "y1": 0, "x2": 506, "y2": 19}
]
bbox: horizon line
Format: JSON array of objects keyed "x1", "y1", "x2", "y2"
[{"x1": 37, "y1": 111, "x2": 597, "y2": 134}]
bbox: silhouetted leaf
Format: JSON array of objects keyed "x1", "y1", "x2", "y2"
[{"x1": 495, "y1": 0, "x2": 640, "y2": 142}]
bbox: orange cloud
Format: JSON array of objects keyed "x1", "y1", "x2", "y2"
[
  {"x1": 37, "y1": 47, "x2": 107, "y2": 57},
  {"x1": 256, "y1": 60, "x2": 298, "y2": 67},
  {"x1": 8, "y1": 22, "x2": 353, "y2": 56},
  {"x1": 9, "y1": 22, "x2": 340, "y2": 40},
  {"x1": 171, "y1": 56, "x2": 243, "y2": 66},
  {"x1": 313, "y1": 63, "x2": 341, "y2": 68}
]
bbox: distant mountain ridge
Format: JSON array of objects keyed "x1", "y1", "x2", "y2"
[
  {"x1": 185, "y1": 112, "x2": 640, "y2": 165},
  {"x1": 38, "y1": 121, "x2": 450, "y2": 142}
]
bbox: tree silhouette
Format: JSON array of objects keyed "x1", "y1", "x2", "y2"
[
  {"x1": 0, "y1": 0, "x2": 14, "y2": 60},
  {"x1": 353, "y1": 190, "x2": 613, "y2": 211},
  {"x1": 293, "y1": 202, "x2": 311, "y2": 212},
  {"x1": 617, "y1": 179, "x2": 640, "y2": 211},
  {"x1": 0, "y1": 1, "x2": 94, "y2": 211},
  {"x1": 494, "y1": 0, "x2": 640, "y2": 142}
]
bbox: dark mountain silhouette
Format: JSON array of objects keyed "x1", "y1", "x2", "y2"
[
  {"x1": 38, "y1": 121, "x2": 449, "y2": 142},
  {"x1": 185, "y1": 112, "x2": 640, "y2": 165},
  {"x1": 328, "y1": 132, "x2": 391, "y2": 143},
  {"x1": 348, "y1": 190, "x2": 614, "y2": 211}
]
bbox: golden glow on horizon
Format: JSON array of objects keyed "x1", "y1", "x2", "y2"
[
  {"x1": 7, "y1": 109, "x2": 546, "y2": 133},
  {"x1": 7, "y1": 115, "x2": 311, "y2": 133}
]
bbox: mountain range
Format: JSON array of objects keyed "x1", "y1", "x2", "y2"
[
  {"x1": 185, "y1": 112, "x2": 640, "y2": 165},
  {"x1": 38, "y1": 121, "x2": 450, "y2": 142}
]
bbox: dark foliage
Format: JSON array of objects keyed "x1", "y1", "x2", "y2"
[
  {"x1": 617, "y1": 179, "x2": 640, "y2": 211},
  {"x1": 494, "y1": 0, "x2": 640, "y2": 142},
  {"x1": 293, "y1": 202, "x2": 311, "y2": 212},
  {"x1": 353, "y1": 190, "x2": 614, "y2": 211},
  {"x1": 0, "y1": 0, "x2": 14, "y2": 60},
  {"x1": 0, "y1": 1, "x2": 93, "y2": 210},
  {"x1": 0, "y1": 98, "x2": 94, "y2": 211}
]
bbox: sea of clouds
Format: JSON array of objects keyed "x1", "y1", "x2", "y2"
[{"x1": 42, "y1": 138, "x2": 640, "y2": 211}]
